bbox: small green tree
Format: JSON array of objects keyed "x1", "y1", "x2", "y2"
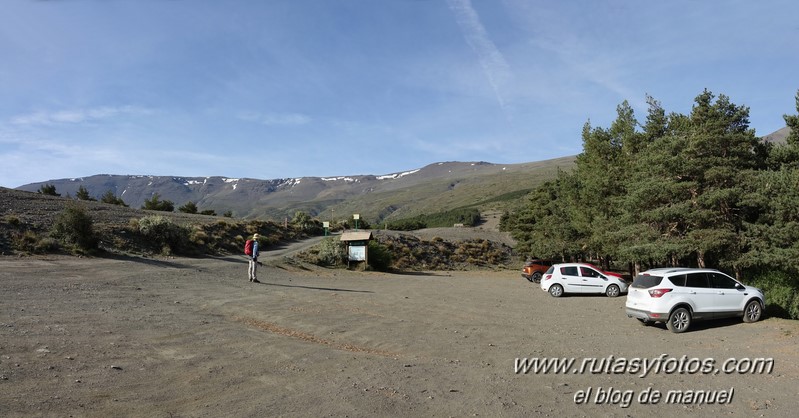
[
  {"x1": 38, "y1": 184, "x2": 60, "y2": 196},
  {"x1": 76, "y1": 185, "x2": 96, "y2": 201},
  {"x1": 100, "y1": 190, "x2": 128, "y2": 207},
  {"x1": 315, "y1": 237, "x2": 346, "y2": 266},
  {"x1": 200, "y1": 209, "x2": 217, "y2": 216},
  {"x1": 142, "y1": 193, "x2": 175, "y2": 212},
  {"x1": 178, "y1": 201, "x2": 198, "y2": 214},
  {"x1": 292, "y1": 211, "x2": 312, "y2": 229},
  {"x1": 137, "y1": 215, "x2": 189, "y2": 254},
  {"x1": 291, "y1": 211, "x2": 322, "y2": 234},
  {"x1": 51, "y1": 204, "x2": 98, "y2": 251},
  {"x1": 367, "y1": 240, "x2": 392, "y2": 271},
  {"x1": 223, "y1": 210, "x2": 233, "y2": 218}
]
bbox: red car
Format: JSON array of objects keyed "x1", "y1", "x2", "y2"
[{"x1": 586, "y1": 263, "x2": 625, "y2": 280}]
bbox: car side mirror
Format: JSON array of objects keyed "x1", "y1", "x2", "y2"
[{"x1": 736, "y1": 284, "x2": 745, "y2": 290}]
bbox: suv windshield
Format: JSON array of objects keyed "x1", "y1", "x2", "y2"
[{"x1": 631, "y1": 275, "x2": 663, "y2": 289}]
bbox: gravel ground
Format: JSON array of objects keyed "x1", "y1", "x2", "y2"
[{"x1": 1, "y1": 255, "x2": 797, "y2": 417}]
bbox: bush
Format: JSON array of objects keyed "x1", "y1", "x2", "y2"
[
  {"x1": 384, "y1": 208, "x2": 482, "y2": 230},
  {"x1": 3, "y1": 215, "x2": 21, "y2": 227},
  {"x1": 38, "y1": 184, "x2": 60, "y2": 196},
  {"x1": 178, "y1": 201, "x2": 198, "y2": 214},
  {"x1": 367, "y1": 240, "x2": 392, "y2": 271},
  {"x1": 190, "y1": 228, "x2": 209, "y2": 246},
  {"x1": 137, "y1": 215, "x2": 189, "y2": 254},
  {"x1": 748, "y1": 270, "x2": 799, "y2": 319},
  {"x1": 385, "y1": 219, "x2": 426, "y2": 231},
  {"x1": 35, "y1": 237, "x2": 59, "y2": 253},
  {"x1": 11, "y1": 230, "x2": 40, "y2": 253},
  {"x1": 314, "y1": 237, "x2": 347, "y2": 267},
  {"x1": 51, "y1": 204, "x2": 98, "y2": 251},
  {"x1": 11, "y1": 230, "x2": 58, "y2": 253}
]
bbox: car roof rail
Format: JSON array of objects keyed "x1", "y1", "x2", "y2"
[{"x1": 643, "y1": 267, "x2": 695, "y2": 275}]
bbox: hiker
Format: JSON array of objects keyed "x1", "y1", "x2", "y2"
[{"x1": 246, "y1": 233, "x2": 261, "y2": 283}]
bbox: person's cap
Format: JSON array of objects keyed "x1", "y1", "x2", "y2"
[{"x1": 253, "y1": 233, "x2": 260, "y2": 239}]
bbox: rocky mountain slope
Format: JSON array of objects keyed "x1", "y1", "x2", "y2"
[{"x1": 17, "y1": 157, "x2": 575, "y2": 222}]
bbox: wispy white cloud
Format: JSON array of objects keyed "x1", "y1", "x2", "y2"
[
  {"x1": 411, "y1": 135, "x2": 504, "y2": 160},
  {"x1": 237, "y1": 111, "x2": 311, "y2": 126},
  {"x1": 9, "y1": 106, "x2": 154, "y2": 126},
  {"x1": 445, "y1": 0, "x2": 512, "y2": 113},
  {"x1": 0, "y1": 128, "x2": 233, "y2": 187},
  {"x1": 527, "y1": 33, "x2": 643, "y2": 109}
]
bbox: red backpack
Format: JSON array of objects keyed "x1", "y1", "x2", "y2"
[{"x1": 244, "y1": 239, "x2": 254, "y2": 256}]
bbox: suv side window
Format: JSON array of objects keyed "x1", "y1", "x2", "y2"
[
  {"x1": 685, "y1": 273, "x2": 709, "y2": 288},
  {"x1": 580, "y1": 267, "x2": 601, "y2": 278},
  {"x1": 709, "y1": 273, "x2": 738, "y2": 289},
  {"x1": 560, "y1": 266, "x2": 578, "y2": 276},
  {"x1": 669, "y1": 274, "x2": 687, "y2": 287},
  {"x1": 631, "y1": 275, "x2": 663, "y2": 289}
]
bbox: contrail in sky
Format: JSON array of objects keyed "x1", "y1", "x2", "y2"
[{"x1": 445, "y1": 0, "x2": 512, "y2": 114}]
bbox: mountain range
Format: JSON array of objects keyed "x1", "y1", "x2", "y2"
[
  {"x1": 16, "y1": 157, "x2": 576, "y2": 223},
  {"x1": 15, "y1": 127, "x2": 792, "y2": 223}
]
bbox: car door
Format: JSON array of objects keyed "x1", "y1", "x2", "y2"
[
  {"x1": 579, "y1": 266, "x2": 607, "y2": 294},
  {"x1": 683, "y1": 272, "x2": 715, "y2": 318},
  {"x1": 559, "y1": 265, "x2": 583, "y2": 293},
  {"x1": 709, "y1": 272, "x2": 747, "y2": 317}
]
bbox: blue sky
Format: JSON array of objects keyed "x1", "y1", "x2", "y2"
[{"x1": 1, "y1": 0, "x2": 797, "y2": 188}]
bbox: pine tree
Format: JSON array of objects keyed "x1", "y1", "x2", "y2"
[
  {"x1": 739, "y1": 90, "x2": 799, "y2": 274},
  {"x1": 510, "y1": 171, "x2": 582, "y2": 261},
  {"x1": 100, "y1": 190, "x2": 128, "y2": 207},
  {"x1": 38, "y1": 184, "x2": 60, "y2": 196},
  {"x1": 76, "y1": 185, "x2": 96, "y2": 201},
  {"x1": 178, "y1": 201, "x2": 198, "y2": 214},
  {"x1": 680, "y1": 91, "x2": 762, "y2": 268},
  {"x1": 142, "y1": 193, "x2": 175, "y2": 212}
]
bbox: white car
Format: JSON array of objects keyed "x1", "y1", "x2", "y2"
[
  {"x1": 625, "y1": 267, "x2": 765, "y2": 333},
  {"x1": 540, "y1": 263, "x2": 629, "y2": 297}
]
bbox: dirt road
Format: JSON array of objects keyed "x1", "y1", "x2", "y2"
[{"x1": 1, "y1": 255, "x2": 797, "y2": 417}]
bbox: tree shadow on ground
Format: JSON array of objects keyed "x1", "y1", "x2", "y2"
[
  {"x1": 258, "y1": 282, "x2": 373, "y2": 293},
  {"x1": 384, "y1": 271, "x2": 453, "y2": 277},
  {"x1": 100, "y1": 252, "x2": 198, "y2": 269}
]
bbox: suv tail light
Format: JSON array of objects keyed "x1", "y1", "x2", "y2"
[
  {"x1": 544, "y1": 274, "x2": 552, "y2": 281},
  {"x1": 648, "y1": 288, "x2": 673, "y2": 298}
]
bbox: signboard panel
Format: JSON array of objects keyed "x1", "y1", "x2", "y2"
[{"x1": 349, "y1": 245, "x2": 366, "y2": 261}]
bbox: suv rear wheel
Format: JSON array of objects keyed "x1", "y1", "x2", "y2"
[
  {"x1": 666, "y1": 307, "x2": 691, "y2": 333},
  {"x1": 531, "y1": 272, "x2": 542, "y2": 283}
]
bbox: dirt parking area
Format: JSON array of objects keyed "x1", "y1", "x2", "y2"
[{"x1": 1, "y1": 256, "x2": 798, "y2": 417}]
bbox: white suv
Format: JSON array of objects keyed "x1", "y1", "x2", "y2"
[
  {"x1": 626, "y1": 268, "x2": 765, "y2": 333},
  {"x1": 540, "y1": 263, "x2": 629, "y2": 297}
]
